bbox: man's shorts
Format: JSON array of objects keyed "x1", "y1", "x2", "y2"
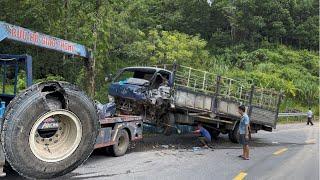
[
  {"x1": 199, "y1": 136, "x2": 211, "y2": 143},
  {"x1": 239, "y1": 134, "x2": 248, "y2": 145}
]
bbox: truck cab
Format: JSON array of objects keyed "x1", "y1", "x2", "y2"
[
  {"x1": 109, "y1": 67, "x2": 173, "y2": 100},
  {"x1": 108, "y1": 67, "x2": 174, "y2": 126}
]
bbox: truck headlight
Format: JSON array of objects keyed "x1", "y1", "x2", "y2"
[
  {"x1": 170, "y1": 103, "x2": 175, "y2": 108},
  {"x1": 108, "y1": 95, "x2": 115, "y2": 102}
]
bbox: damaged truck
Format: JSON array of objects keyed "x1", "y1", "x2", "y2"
[
  {"x1": 108, "y1": 64, "x2": 282, "y2": 142},
  {"x1": 108, "y1": 67, "x2": 173, "y2": 132}
]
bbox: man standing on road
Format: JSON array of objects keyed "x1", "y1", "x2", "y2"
[
  {"x1": 307, "y1": 108, "x2": 314, "y2": 126},
  {"x1": 238, "y1": 105, "x2": 250, "y2": 160},
  {"x1": 193, "y1": 123, "x2": 211, "y2": 148}
]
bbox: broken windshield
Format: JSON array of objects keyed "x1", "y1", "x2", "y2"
[{"x1": 114, "y1": 68, "x2": 156, "y2": 82}]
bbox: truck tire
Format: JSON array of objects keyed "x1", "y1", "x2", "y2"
[
  {"x1": 1, "y1": 81, "x2": 99, "y2": 179},
  {"x1": 109, "y1": 129, "x2": 130, "y2": 157},
  {"x1": 228, "y1": 123, "x2": 240, "y2": 143},
  {"x1": 203, "y1": 125, "x2": 220, "y2": 139},
  {"x1": 163, "y1": 113, "x2": 175, "y2": 136},
  {"x1": 208, "y1": 129, "x2": 220, "y2": 139}
]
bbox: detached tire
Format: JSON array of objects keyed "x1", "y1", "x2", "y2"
[
  {"x1": 1, "y1": 82, "x2": 99, "y2": 179},
  {"x1": 109, "y1": 129, "x2": 129, "y2": 157}
]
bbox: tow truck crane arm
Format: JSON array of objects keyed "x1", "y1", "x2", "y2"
[{"x1": 0, "y1": 21, "x2": 95, "y2": 95}]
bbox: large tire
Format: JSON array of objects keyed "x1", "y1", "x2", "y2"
[
  {"x1": 228, "y1": 123, "x2": 240, "y2": 143},
  {"x1": 208, "y1": 129, "x2": 220, "y2": 139},
  {"x1": 1, "y1": 81, "x2": 99, "y2": 179},
  {"x1": 109, "y1": 129, "x2": 130, "y2": 157}
]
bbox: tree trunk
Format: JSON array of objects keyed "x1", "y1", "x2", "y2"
[
  {"x1": 88, "y1": 0, "x2": 101, "y2": 97},
  {"x1": 85, "y1": 58, "x2": 95, "y2": 97},
  {"x1": 85, "y1": 0, "x2": 101, "y2": 97},
  {"x1": 62, "y1": 0, "x2": 69, "y2": 62}
]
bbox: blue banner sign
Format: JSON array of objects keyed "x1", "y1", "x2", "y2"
[{"x1": 0, "y1": 21, "x2": 91, "y2": 59}]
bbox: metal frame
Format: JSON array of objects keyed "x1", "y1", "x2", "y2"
[
  {"x1": 0, "y1": 21, "x2": 95, "y2": 96},
  {"x1": 158, "y1": 64, "x2": 280, "y2": 108},
  {"x1": 0, "y1": 21, "x2": 91, "y2": 59},
  {"x1": 0, "y1": 54, "x2": 32, "y2": 105},
  {"x1": 158, "y1": 63, "x2": 282, "y2": 130},
  {"x1": 172, "y1": 65, "x2": 280, "y2": 112},
  {"x1": 95, "y1": 115, "x2": 143, "y2": 149},
  {"x1": 0, "y1": 54, "x2": 32, "y2": 87}
]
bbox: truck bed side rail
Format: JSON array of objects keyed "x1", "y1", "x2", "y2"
[
  {"x1": 252, "y1": 88, "x2": 280, "y2": 111},
  {"x1": 156, "y1": 64, "x2": 282, "y2": 128},
  {"x1": 156, "y1": 64, "x2": 281, "y2": 110},
  {"x1": 170, "y1": 65, "x2": 252, "y2": 104}
]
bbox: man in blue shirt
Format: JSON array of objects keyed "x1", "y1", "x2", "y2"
[
  {"x1": 238, "y1": 105, "x2": 250, "y2": 160},
  {"x1": 193, "y1": 123, "x2": 211, "y2": 148}
]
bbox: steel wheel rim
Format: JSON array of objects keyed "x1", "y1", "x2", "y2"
[
  {"x1": 29, "y1": 109, "x2": 82, "y2": 162},
  {"x1": 118, "y1": 135, "x2": 125, "y2": 151}
]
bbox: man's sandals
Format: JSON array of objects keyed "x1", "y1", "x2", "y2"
[{"x1": 238, "y1": 155, "x2": 249, "y2": 160}]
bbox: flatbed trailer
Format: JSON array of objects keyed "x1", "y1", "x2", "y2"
[{"x1": 95, "y1": 115, "x2": 143, "y2": 152}]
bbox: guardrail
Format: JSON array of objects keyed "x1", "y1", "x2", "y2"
[{"x1": 278, "y1": 113, "x2": 307, "y2": 117}]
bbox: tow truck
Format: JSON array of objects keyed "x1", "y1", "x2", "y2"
[{"x1": 0, "y1": 21, "x2": 142, "y2": 179}]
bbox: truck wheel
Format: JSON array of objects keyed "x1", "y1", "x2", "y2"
[
  {"x1": 209, "y1": 129, "x2": 220, "y2": 139},
  {"x1": 203, "y1": 125, "x2": 220, "y2": 139},
  {"x1": 228, "y1": 123, "x2": 240, "y2": 143},
  {"x1": 163, "y1": 126, "x2": 173, "y2": 136},
  {"x1": 1, "y1": 82, "x2": 99, "y2": 179},
  {"x1": 110, "y1": 129, "x2": 129, "y2": 157},
  {"x1": 163, "y1": 113, "x2": 175, "y2": 136}
]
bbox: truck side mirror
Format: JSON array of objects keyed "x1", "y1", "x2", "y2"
[{"x1": 105, "y1": 74, "x2": 113, "y2": 82}]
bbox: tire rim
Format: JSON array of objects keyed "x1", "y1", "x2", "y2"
[
  {"x1": 118, "y1": 135, "x2": 125, "y2": 151},
  {"x1": 29, "y1": 109, "x2": 82, "y2": 162}
]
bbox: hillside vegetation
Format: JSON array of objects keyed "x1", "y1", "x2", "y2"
[{"x1": 0, "y1": 0, "x2": 318, "y2": 114}]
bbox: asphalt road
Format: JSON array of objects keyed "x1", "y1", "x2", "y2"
[{"x1": 5, "y1": 123, "x2": 319, "y2": 180}]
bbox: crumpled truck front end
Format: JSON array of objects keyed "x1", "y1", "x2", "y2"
[
  {"x1": 108, "y1": 82, "x2": 148, "y2": 101},
  {"x1": 108, "y1": 78, "x2": 150, "y2": 115}
]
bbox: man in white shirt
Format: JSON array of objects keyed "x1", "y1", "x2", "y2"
[{"x1": 307, "y1": 108, "x2": 314, "y2": 126}]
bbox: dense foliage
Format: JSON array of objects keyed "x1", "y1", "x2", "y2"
[{"x1": 0, "y1": 0, "x2": 318, "y2": 113}]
